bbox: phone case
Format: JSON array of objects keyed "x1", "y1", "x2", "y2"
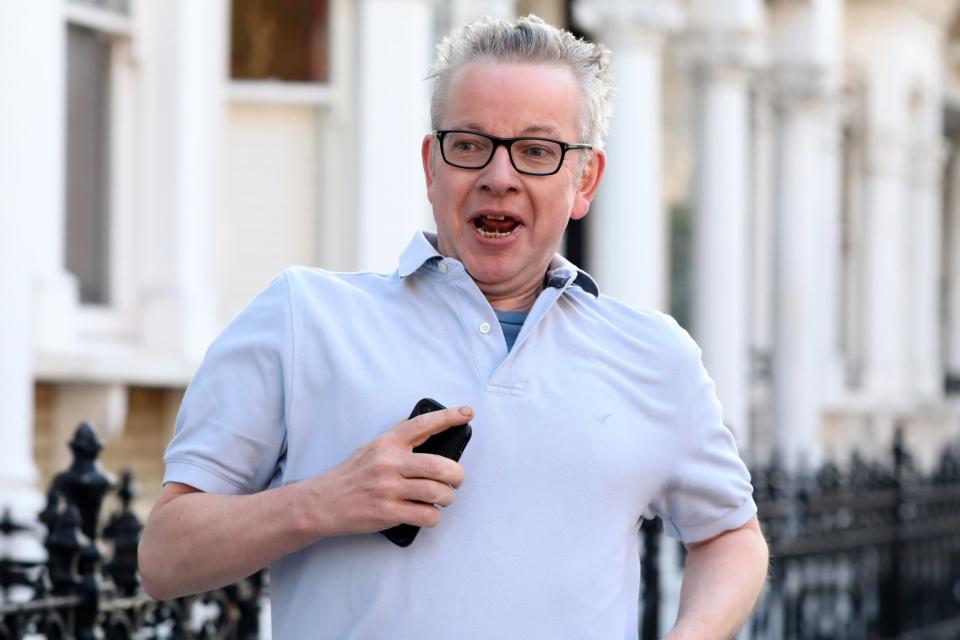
[{"x1": 380, "y1": 398, "x2": 472, "y2": 547}]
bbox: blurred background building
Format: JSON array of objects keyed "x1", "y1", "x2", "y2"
[{"x1": 2, "y1": 0, "x2": 960, "y2": 527}]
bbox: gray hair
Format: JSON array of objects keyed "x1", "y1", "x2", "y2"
[{"x1": 428, "y1": 14, "x2": 613, "y2": 149}]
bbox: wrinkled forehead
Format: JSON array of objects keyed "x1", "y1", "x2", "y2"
[{"x1": 440, "y1": 61, "x2": 583, "y2": 137}]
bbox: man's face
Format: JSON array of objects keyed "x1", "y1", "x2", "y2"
[{"x1": 421, "y1": 61, "x2": 605, "y2": 307}]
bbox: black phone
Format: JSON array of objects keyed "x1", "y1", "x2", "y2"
[{"x1": 380, "y1": 398, "x2": 473, "y2": 547}]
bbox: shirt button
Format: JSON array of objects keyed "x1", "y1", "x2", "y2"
[
  {"x1": 479, "y1": 322, "x2": 491, "y2": 335},
  {"x1": 438, "y1": 262, "x2": 448, "y2": 274}
]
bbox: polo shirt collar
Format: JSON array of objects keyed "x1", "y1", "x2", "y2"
[
  {"x1": 544, "y1": 254, "x2": 599, "y2": 298},
  {"x1": 397, "y1": 230, "x2": 599, "y2": 298},
  {"x1": 398, "y1": 230, "x2": 443, "y2": 277}
]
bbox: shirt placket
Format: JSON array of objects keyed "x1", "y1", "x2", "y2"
[{"x1": 451, "y1": 274, "x2": 572, "y2": 395}]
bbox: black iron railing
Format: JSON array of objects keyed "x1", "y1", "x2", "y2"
[
  {"x1": 0, "y1": 423, "x2": 265, "y2": 639},
  {"x1": 638, "y1": 429, "x2": 960, "y2": 639},
  {"x1": 749, "y1": 430, "x2": 960, "y2": 639},
  {"x1": 10, "y1": 423, "x2": 960, "y2": 639}
]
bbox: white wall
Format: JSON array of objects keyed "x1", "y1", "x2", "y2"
[{"x1": 219, "y1": 105, "x2": 320, "y2": 323}]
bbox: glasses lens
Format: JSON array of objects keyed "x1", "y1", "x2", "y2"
[
  {"x1": 442, "y1": 132, "x2": 494, "y2": 168},
  {"x1": 511, "y1": 139, "x2": 563, "y2": 174}
]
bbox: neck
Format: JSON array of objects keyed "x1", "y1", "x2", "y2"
[{"x1": 479, "y1": 279, "x2": 542, "y2": 312}]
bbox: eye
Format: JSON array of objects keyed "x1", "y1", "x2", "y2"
[
  {"x1": 445, "y1": 133, "x2": 490, "y2": 156},
  {"x1": 516, "y1": 140, "x2": 560, "y2": 162}
]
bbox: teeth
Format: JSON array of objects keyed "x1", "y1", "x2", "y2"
[
  {"x1": 485, "y1": 215, "x2": 506, "y2": 221},
  {"x1": 478, "y1": 228, "x2": 515, "y2": 239}
]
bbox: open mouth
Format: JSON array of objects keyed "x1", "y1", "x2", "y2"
[{"x1": 471, "y1": 214, "x2": 521, "y2": 239}]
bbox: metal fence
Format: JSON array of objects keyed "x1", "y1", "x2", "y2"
[
  {"x1": 640, "y1": 430, "x2": 960, "y2": 640},
  {"x1": 0, "y1": 423, "x2": 264, "y2": 639},
  {"x1": 7, "y1": 423, "x2": 960, "y2": 638}
]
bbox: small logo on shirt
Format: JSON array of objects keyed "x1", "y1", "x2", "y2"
[{"x1": 594, "y1": 413, "x2": 613, "y2": 427}]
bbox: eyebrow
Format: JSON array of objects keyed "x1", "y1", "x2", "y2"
[{"x1": 454, "y1": 123, "x2": 565, "y2": 138}]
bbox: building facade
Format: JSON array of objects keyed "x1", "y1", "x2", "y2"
[{"x1": 2, "y1": 0, "x2": 960, "y2": 552}]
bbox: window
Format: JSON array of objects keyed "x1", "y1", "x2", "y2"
[
  {"x1": 65, "y1": 23, "x2": 113, "y2": 304},
  {"x1": 230, "y1": 0, "x2": 330, "y2": 83},
  {"x1": 63, "y1": 0, "x2": 133, "y2": 311}
]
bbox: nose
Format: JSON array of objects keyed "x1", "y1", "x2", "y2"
[{"x1": 478, "y1": 145, "x2": 522, "y2": 196}]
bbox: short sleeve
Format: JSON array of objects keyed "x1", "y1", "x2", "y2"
[
  {"x1": 648, "y1": 324, "x2": 757, "y2": 543},
  {"x1": 163, "y1": 272, "x2": 294, "y2": 495}
]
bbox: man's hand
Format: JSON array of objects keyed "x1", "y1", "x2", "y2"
[
  {"x1": 139, "y1": 405, "x2": 474, "y2": 601},
  {"x1": 304, "y1": 405, "x2": 472, "y2": 536}
]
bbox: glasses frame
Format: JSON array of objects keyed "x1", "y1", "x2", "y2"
[{"x1": 434, "y1": 129, "x2": 592, "y2": 176}]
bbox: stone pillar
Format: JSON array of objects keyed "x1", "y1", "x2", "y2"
[
  {"x1": 770, "y1": 72, "x2": 843, "y2": 468},
  {"x1": 859, "y1": 130, "x2": 910, "y2": 398},
  {"x1": 899, "y1": 0, "x2": 952, "y2": 403},
  {"x1": 904, "y1": 136, "x2": 946, "y2": 401},
  {"x1": 26, "y1": 2, "x2": 77, "y2": 352},
  {"x1": 137, "y1": 0, "x2": 227, "y2": 360},
  {"x1": 846, "y1": 0, "x2": 954, "y2": 403},
  {"x1": 355, "y1": 0, "x2": 435, "y2": 272},
  {"x1": 0, "y1": 0, "x2": 56, "y2": 555},
  {"x1": 768, "y1": 0, "x2": 844, "y2": 468},
  {"x1": 683, "y1": 0, "x2": 764, "y2": 445},
  {"x1": 574, "y1": 1, "x2": 682, "y2": 311}
]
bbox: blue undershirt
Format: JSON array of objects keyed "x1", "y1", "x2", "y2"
[{"x1": 494, "y1": 309, "x2": 529, "y2": 351}]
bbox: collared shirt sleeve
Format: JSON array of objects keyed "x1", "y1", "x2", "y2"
[
  {"x1": 648, "y1": 320, "x2": 757, "y2": 543},
  {"x1": 162, "y1": 272, "x2": 294, "y2": 495}
]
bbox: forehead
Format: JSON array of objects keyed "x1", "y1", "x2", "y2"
[{"x1": 441, "y1": 61, "x2": 581, "y2": 138}]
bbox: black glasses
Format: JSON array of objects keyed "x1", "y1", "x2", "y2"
[{"x1": 434, "y1": 129, "x2": 592, "y2": 176}]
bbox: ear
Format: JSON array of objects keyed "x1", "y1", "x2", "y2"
[
  {"x1": 421, "y1": 134, "x2": 436, "y2": 192},
  {"x1": 570, "y1": 149, "x2": 606, "y2": 221}
]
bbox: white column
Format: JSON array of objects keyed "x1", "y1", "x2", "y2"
[
  {"x1": 846, "y1": 0, "x2": 959, "y2": 404},
  {"x1": 683, "y1": 4, "x2": 763, "y2": 445},
  {"x1": 899, "y1": 0, "x2": 953, "y2": 403},
  {"x1": 905, "y1": 137, "x2": 946, "y2": 400},
  {"x1": 138, "y1": 0, "x2": 227, "y2": 359},
  {"x1": 845, "y1": 0, "x2": 951, "y2": 401},
  {"x1": 0, "y1": 0, "x2": 53, "y2": 553},
  {"x1": 574, "y1": 1, "x2": 682, "y2": 311},
  {"x1": 691, "y1": 68, "x2": 751, "y2": 442},
  {"x1": 859, "y1": 128, "x2": 910, "y2": 397},
  {"x1": 19, "y1": 1, "x2": 77, "y2": 353},
  {"x1": 768, "y1": 0, "x2": 844, "y2": 468},
  {"x1": 770, "y1": 73, "x2": 842, "y2": 468},
  {"x1": 355, "y1": 0, "x2": 435, "y2": 272}
]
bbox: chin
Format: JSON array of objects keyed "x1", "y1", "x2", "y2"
[{"x1": 462, "y1": 259, "x2": 516, "y2": 287}]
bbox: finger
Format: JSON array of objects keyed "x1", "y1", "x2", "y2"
[
  {"x1": 401, "y1": 453, "x2": 465, "y2": 488},
  {"x1": 399, "y1": 478, "x2": 456, "y2": 507},
  {"x1": 395, "y1": 501, "x2": 442, "y2": 528},
  {"x1": 391, "y1": 405, "x2": 474, "y2": 447}
]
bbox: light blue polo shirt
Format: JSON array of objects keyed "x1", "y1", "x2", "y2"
[{"x1": 163, "y1": 231, "x2": 756, "y2": 640}]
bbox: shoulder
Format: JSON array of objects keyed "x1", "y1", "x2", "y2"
[
  {"x1": 277, "y1": 265, "x2": 404, "y2": 309},
  {"x1": 280, "y1": 265, "x2": 396, "y2": 295},
  {"x1": 589, "y1": 294, "x2": 699, "y2": 352},
  {"x1": 580, "y1": 294, "x2": 702, "y2": 376}
]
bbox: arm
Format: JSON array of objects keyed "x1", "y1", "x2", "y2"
[
  {"x1": 138, "y1": 406, "x2": 473, "y2": 601},
  {"x1": 664, "y1": 516, "x2": 768, "y2": 640}
]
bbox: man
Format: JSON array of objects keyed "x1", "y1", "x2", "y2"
[{"x1": 139, "y1": 15, "x2": 768, "y2": 639}]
